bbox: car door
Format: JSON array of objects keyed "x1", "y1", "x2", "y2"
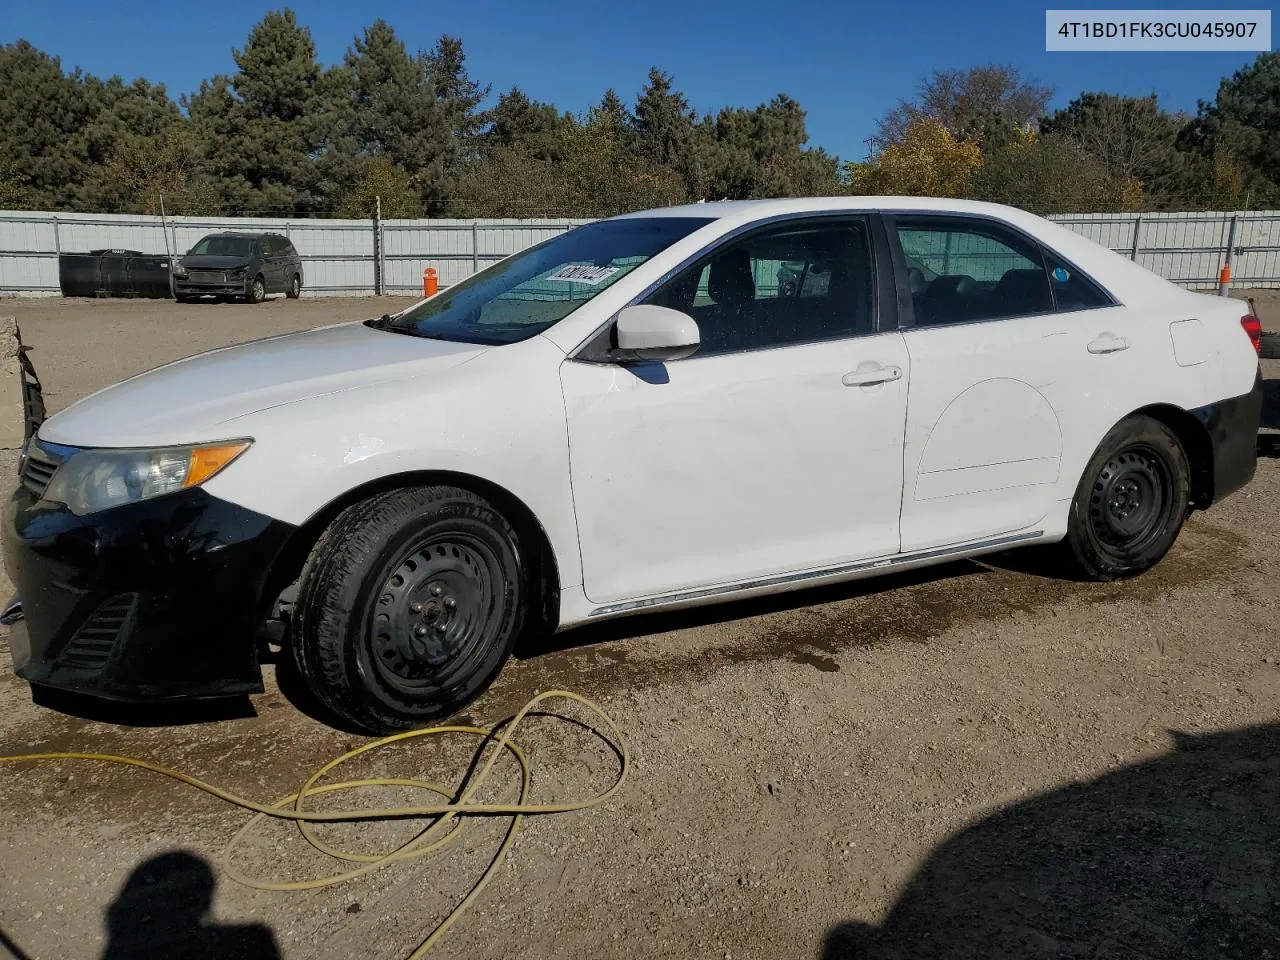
[
  {"x1": 261, "y1": 236, "x2": 282, "y2": 292},
  {"x1": 282, "y1": 238, "x2": 301, "y2": 288},
  {"x1": 559, "y1": 216, "x2": 911, "y2": 607},
  {"x1": 887, "y1": 213, "x2": 1141, "y2": 553}
]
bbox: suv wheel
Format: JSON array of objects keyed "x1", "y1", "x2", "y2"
[
  {"x1": 286, "y1": 274, "x2": 301, "y2": 299},
  {"x1": 247, "y1": 275, "x2": 266, "y2": 304}
]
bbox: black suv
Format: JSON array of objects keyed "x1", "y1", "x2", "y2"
[{"x1": 172, "y1": 232, "x2": 303, "y2": 303}]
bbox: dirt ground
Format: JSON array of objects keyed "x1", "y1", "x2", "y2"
[{"x1": 0, "y1": 291, "x2": 1277, "y2": 960}]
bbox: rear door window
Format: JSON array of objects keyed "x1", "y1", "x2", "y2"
[
  {"x1": 892, "y1": 216, "x2": 1051, "y2": 326},
  {"x1": 1043, "y1": 250, "x2": 1114, "y2": 312}
]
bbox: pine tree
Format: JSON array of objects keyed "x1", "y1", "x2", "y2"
[
  {"x1": 187, "y1": 9, "x2": 327, "y2": 214},
  {"x1": 0, "y1": 41, "x2": 97, "y2": 209}
]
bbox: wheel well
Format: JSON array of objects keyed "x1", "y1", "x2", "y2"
[
  {"x1": 1130, "y1": 404, "x2": 1214, "y2": 509},
  {"x1": 259, "y1": 471, "x2": 561, "y2": 631}
]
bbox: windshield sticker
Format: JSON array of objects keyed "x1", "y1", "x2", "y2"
[
  {"x1": 1052, "y1": 266, "x2": 1070, "y2": 283},
  {"x1": 546, "y1": 264, "x2": 621, "y2": 285}
]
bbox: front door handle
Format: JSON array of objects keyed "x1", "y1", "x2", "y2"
[
  {"x1": 842, "y1": 364, "x2": 903, "y2": 387},
  {"x1": 1087, "y1": 333, "x2": 1130, "y2": 355}
]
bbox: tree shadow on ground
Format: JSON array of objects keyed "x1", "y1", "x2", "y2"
[
  {"x1": 100, "y1": 851, "x2": 280, "y2": 960},
  {"x1": 821, "y1": 723, "x2": 1280, "y2": 959}
]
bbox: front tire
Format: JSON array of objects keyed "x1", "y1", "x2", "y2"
[
  {"x1": 1060, "y1": 415, "x2": 1190, "y2": 581},
  {"x1": 293, "y1": 486, "x2": 526, "y2": 734},
  {"x1": 247, "y1": 275, "x2": 266, "y2": 304}
]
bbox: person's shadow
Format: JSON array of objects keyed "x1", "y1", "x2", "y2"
[
  {"x1": 101, "y1": 851, "x2": 279, "y2": 960},
  {"x1": 821, "y1": 723, "x2": 1280, "y2": 959}
]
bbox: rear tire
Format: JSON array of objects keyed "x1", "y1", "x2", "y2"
[
  {"x1": 286, "y1": 274, "x2": 301, "y2": 299},
  {"x1": 293, "y1": 486, "x2": 526, "y2": 735},
  {"x1": 1059, "y1": 415, "x2": 1190, "y2": 581}
]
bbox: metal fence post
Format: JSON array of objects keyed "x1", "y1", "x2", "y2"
[
  {"x1": 1219, "y1": 213, "x2": 1239, "y2": 296},
  {"x1": 1130, "y1": 214, "x2": 1142, "y2": 261},
  {"x1": 471, "y1": 220, "x2": 480, "y2": 275},
  {"x1": 373, "y1": 195, "x2": 384, "y2": 296}
]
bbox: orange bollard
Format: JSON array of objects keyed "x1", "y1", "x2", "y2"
[
  {"x1": 1218, "y1": 262, "x2": 1232, "y2": 296},
  {"x1": 423, "y1": 267, "x2": 438, "y2": 297}
]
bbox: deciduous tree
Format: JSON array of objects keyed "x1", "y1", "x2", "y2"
[{"x1": 879, "y1": 65, "x2": 1051, "y2": 148}]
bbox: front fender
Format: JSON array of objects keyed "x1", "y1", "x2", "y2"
[{"x1": 202, "y1": 337, "x2": 583, "y2": 589}]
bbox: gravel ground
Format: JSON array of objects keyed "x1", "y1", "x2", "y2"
[{"x1": 0, "y1": 291, "x2": 1277, "y2": 960}]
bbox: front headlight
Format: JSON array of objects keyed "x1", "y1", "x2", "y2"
[
  {"x1": 172, "y1": 264, "x2": 187, "y2": 278},
  {"x1": 42, "y1": 440, "x2": 252, "y2": 516}
]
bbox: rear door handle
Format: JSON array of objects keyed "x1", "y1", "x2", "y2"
[
  {"x1": 1087, "y1": 333, "x2": 1130, "y2": 355},
  {"x1": 842, "y1": 364, "x2": 903, "y2": 387}
]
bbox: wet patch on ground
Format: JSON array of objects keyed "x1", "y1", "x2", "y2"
[{"x1": 484, "y1": 518, "x2": 1248, "y2": 715}]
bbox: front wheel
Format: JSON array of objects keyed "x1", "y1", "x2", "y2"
[
  {"x1": 1059, "y1": 415, "x2": 1190, "y2": 581},
  {"x1": 246, "y1": 275, "x2": 266, "y2": 304},
  {"x1": 293, "y1": 486, "x2": 527, "y2": 734}
]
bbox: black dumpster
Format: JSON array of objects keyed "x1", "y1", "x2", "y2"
[
  {"x1": 57, "y1": 249, "x2": 174, "y2": 298},
  {"x1": 58, "y1": 252, "x2": 105, "y2": 297},
  {"x1": 128, "y1": 255, "x2": 175, "y2": 298}
]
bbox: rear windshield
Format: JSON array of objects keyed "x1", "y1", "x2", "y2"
[
  {"x1": 383, "y1": 217, "x2": 713, "y2": 345},
  {"x1": 189, "y1": 236, "x2": 258, "y2": 257}
]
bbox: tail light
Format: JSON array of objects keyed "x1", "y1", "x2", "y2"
[{"x1": 1241, "y1": 314, "x2": 1262, "y2": 355}]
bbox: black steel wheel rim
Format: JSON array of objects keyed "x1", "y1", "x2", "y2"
[
  {"x1": 368, "y1": 532, "x2": 503, "y2": 696},
  {"x1": 1088, "y1": 444, "x2": 1174, "y2": 555}
]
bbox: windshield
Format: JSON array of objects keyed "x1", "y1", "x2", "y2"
[
  {"x1": 189, "y1": 236, "x2": 258, "y2": 258},
  {"x1": 383, "y1": 217, "x2": 713, "y2": 345}
]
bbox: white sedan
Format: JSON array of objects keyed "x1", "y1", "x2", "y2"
[{"x1": 5, "y1": 198, "x2": 1263, "y2": 733}]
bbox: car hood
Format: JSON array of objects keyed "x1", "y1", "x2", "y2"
[
  {"x1": 180, "y1": 255, "x2": 253, "y2": 269},
  {"x1": 39, "y1": 323, "x2": 487, "y2": 448}
]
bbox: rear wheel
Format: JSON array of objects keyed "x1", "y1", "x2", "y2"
[
  {"x1": 293, "y1": 486, "x2": 526, "y2": 735},
  {"x1": 1059, "y1": 416, "x2": 1190, "y2": 581},
  {"x1": 247, "y1": 275, "x2": 266, "y2": 304},
  {"x1": 286, "y1": 273, "x2": 301, "y2": 299}
]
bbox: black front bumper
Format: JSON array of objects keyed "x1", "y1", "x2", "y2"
[
  {"x1": 1191, "y1": 373, "x2": 1263, "y2": 506},
  {"x1": 174, "y1": 279, "x2": 251, "y2": 297},
  {"x1": 3, "y1": 485, "x2": 294, "y2": 702}
]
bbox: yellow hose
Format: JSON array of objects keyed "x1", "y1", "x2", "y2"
[{"x1": 0, "y1": 689, "x2": 627, "y2": 959}]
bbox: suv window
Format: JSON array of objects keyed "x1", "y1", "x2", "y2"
[
  {"x1": 188, "y1": 235, "x2": 257, "y2": 258},
  {"x1": 643, "y1": 219, "x2": 875, "y2": 356},
  {"x1": 893, "y1": 216, "x2": 1051, "y2": 326}
]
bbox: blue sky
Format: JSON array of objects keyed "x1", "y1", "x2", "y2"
[{"x1": 1, "y1": 0, "x2": 1268, "y2": 161}]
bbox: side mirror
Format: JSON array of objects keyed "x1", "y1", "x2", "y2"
[{"x1": 613, "y1": 305, "x2": 700, "y2": 362}]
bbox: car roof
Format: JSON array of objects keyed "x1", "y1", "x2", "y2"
[
  {"x1": 202, "y1": 232, "x2": 279, "y2": 239},
  {"x1": 615, "y1": 196, "x2": 1049, "y2": 221}
]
